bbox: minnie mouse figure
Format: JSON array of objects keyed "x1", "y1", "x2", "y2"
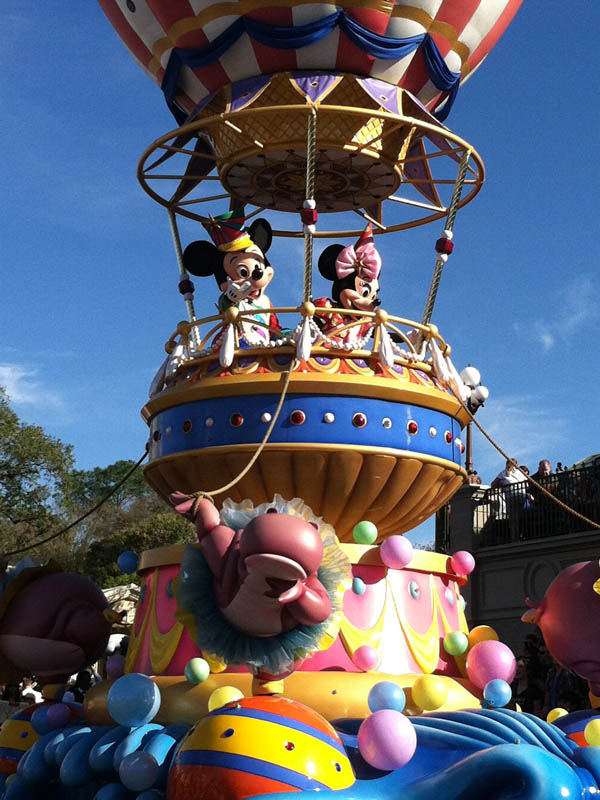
[
  {"x1": 183, "y1": 209, "x2": 281, "y2": 346},
  {"x1": 314, "y1": 223, "x2": 382, "y2": 346}
]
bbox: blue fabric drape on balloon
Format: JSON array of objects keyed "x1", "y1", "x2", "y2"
[{"x1": 162, "y1": 12, "x2": 460, "y2": 124}]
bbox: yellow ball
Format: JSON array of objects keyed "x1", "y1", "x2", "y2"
[
  {"x1": 467, "y1": 625, "x2": 499, "y2": 648},
  {"x1": 412, "y1": 675, "x2": 449, "y2": 711},
  {"x1": 584, "y1": 719, "x2": 600, "y2": 746},
  {"x1": 547, "y1": 708, "x2": 568, "y2": 724},
  {"x1": 207, "y1": 686, "x2": 244, "y2": 712}
]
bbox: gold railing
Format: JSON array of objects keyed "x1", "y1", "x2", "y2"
[{"x1": 149, "y1": 303, "x2": 458, "y2": 398}]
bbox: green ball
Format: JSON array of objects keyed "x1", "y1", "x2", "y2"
[
  {"x1": 353, "y1": 520, "x2": 378, "y2": 545},
  {"x1": 184, "y1": 657, "x2": 210, "y2": 685},
  {"x1": 443, "y1": 631, "x2": 469, "y2": 656},
  {"x1": 5, "y1": 775, "x2": 17, "y2": 788}
]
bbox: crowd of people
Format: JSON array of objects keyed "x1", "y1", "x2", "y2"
[
  {"x1": 510, "y1": 631, "x2": 590, "y2": 717},
  {"x1": 477, "y1": 457, "x2": 600, "y2": 542}
]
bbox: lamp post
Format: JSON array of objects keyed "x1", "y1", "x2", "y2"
[{"x1": 459, "y1": 366, "x2": 489, "y2": 483}]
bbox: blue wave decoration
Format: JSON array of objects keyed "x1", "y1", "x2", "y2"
[{"x1": 161, "y1": 12, "x2": 459, "y2": 124}]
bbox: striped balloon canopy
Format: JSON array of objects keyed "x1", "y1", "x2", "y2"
[{"x1": 99, "y1": 0, "x2": 523, "y2": 125}]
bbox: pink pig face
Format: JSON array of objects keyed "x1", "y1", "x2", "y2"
[{"x1": 524, "y1": 561, "x2": 600, "y2": 690}]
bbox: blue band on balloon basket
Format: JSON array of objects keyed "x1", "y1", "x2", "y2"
[
  {"x1": 175, "y1": 749, "x2": 330, "y2": 791},
  {"x1": 148, "y1": 394, "x2": 463, "y2": 465}
]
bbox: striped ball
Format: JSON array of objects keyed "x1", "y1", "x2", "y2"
[{"x1": 167, "y1": 695, "x2": 354, "y2": 799}]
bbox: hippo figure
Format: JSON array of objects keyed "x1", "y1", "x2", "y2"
[
  {"x1": 522, "y1": 560, "x2": 600, "y2": 695},
  {"x1": 172, "y1": 494, "x2": 332, "y2": 637},
  {"x1": 0, "y1": 563, "x2": 119, "y2": 684}
]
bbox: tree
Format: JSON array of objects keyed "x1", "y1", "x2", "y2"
[{"x1": 0, "y1": 387, "x2": 74, "y2": 554}]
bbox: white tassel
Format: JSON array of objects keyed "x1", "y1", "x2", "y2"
[
  {"x1": 220, "y1": 323, "x2": 236, "y2": 367},
  {"x1": 165, "y1": 343, "x2": 185, "y2": 380},
  {"x1": 148, "y1": 356, "x2": 168, "y2": 398},
  {"x1": 430, "y1": 338, "x2": 451, "y2": 383},
  {"x1": 446, "y1": 355, "x2": 470, "y2": 403},
  {"x1": 294, "y1": 316, "x2": 314, "y2": 361},
  {"x1": 377, "y1": 325, "x2": 395, "y2": 367}
]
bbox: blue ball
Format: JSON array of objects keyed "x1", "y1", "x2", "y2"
[
  {"x1": 93, "y1": 783, "x2": 132, "y2": 800},
  {"x1": 31, "y1": 706, "x2": 53, "y2": 735},
  {"x1": 136, "y1": 791, "x2": 165, "y2": 800},
  {"x1": 107, "y1": 674, "x2": 161, "y2": 727},
  {"x1": 483, "y1": 678, "x2": 512, "y2": 708},
  {"x1": 119, "y1": 751, "x2": 159, "y2": 792},
  {"x1": 367, "y1": 681, "x2": 406, "y2": 713},
  {"x1": 352, "y1": 577, "x2": 366, "y2": 595},
  {"x1": 117, "y1": 551, "x2": 139, "y2": 574}
]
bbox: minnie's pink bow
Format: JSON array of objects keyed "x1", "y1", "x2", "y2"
[{"x1": 335, "y1": 243, "x2": 381, "y2": 282}]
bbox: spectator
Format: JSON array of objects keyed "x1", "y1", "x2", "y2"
[
  {"x1": 511, "y1": 656, "x2": 544, "y2": 715},
  {"x1": 63, "y1": 669, "x2": 93, "y2": 704},
  {"x1": 532, "y1": 460, "x2": 552, "y2": 481},
  {"x1": 543, "y1": 660, "x2": 589, "y2": 716},
  {"x1": 491, "y1": 459, "x2": 529, "y2": 539},
  {"x1": 21, "y1": 678, "x2": 42, "y2": 704}
]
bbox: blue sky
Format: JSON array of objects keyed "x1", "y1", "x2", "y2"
[{"x1": 1, "y1": 1, "x2": 598, "y2": 545}]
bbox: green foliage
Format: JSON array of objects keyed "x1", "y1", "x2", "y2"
[
  {"x1": 82, "y1": 512, "x2": 193, "y2": 587},
  {"x1": 0, "y1": 387, "x2": 74, "y2": 552}
]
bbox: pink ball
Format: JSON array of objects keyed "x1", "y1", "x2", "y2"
[
  {"x1": 358, "y1": 709, "x2": 417, "y2": 771},
  {"x1": 466, "y1": 640, "x2": 516, "y2": 689},
  {"x1": 450, "y1": 550, "x2": 476, "y2": 575},
  {"x1": 107, "y1": 654, "x2": 126, "y2": 679},
  {"x1": 380, "y1": 536, "x2": 413, "y2": 570},
  {"x1": 352, "y1": 645, "x2": 380, "y2": 672}
]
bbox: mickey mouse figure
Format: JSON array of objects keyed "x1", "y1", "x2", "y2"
[
  {"x1": 314, "y1": 223, "x2": 382, "y2": 346},
  {"x1": 183, "y1": 209, "x2": 281, "y2": 346}
]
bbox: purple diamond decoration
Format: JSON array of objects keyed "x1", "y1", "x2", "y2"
[
  {"x1": 357, "y1": 77, "x2": 400, "y2": 115},
  {"x1": 290, "y1": 72, "x2": 342, "y2": 104}
]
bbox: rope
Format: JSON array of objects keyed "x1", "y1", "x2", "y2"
[
  {"x1": 4, "y1": 451, "x2": 149, "y2": 557},
  {"x1": 460, "y1": 401, "x2": 600, "y2": 530},
  {"x1": 167, "y1": 209, "x2": 201, "y2": 348},
  {"x1": 303, "y1": 108, "x2": 318, "y2": 303},
  {"x1": 190, "y1": 360, "x2": 297, "y2": 514},
  {"x1": 421, "y1": 147, "x2": 472, "y2": 326}
]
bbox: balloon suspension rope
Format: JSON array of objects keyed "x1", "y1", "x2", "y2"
[
  {"x1": 457, "y1": 399, "x2": 600, "y2": 530},
  {"x1": 303, "y1": 107, "x2": 318, "y2": 303},
  {"x1": 3, "y1": 451, "x2": 149, "y2": 558},
  {"x1": 168, "y1": 207, "x2": 202, "y2": 347},
  {"x1": 190, "y1": 361, "x2": 297, "y2": 513},
  {"x1": 421, "y1": 148, "x2": 472, "y2": 326}
]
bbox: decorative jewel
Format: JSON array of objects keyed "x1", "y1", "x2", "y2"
[
  {"x1": 230, "y1": 413, "x2": 244, "y2": 427},
  {"x1": 382, "y1": 417, "x2": 392, "y2": 429},
  {"x1": 183, "y1": 420, "x2": 192, "y2": 433},
  {"x1": 444, "y1": 430, "x2": 453, "y2": 444},
  {"x1": 261, "y1": 412, "x2": 272, "y2": 424},
  {"x1": 290, "y1": 410, "x2": 306, "y2": 426},
  {"x1": 407, "y1": 420, "x2": 418, "y2": 435},
  {"x1": 323, "y1": 412, "x2": 335, "y2": 423},
  {"x1": 352, "y1": 412, "x2": 367, "y2": 428},
  {"x1": 429, "y1": 426, "x2": 437, "y2": 437},
  {"x1": 205, "y1": 417, "x2": 214, "y2": 428}
]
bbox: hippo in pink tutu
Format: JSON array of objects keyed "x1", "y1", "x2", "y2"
[
  {"x1": 172, "y1": 494, "x2": 332, "y2": 638},
  {"x1": 522, "y1": 560, "x2": 600, "y2": 695}
]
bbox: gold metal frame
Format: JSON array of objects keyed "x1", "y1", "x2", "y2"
[{"x1": 137, "y1": 103, "x2": 484, "y2": 238}]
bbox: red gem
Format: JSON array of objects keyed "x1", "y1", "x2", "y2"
[
  {"x1": 460, "y1": 442, "x2": 466, "y2": 453},
  {"x1": 300, "y1": 208, "x2": 318, "y2": 225},
  {"x1": 444, "y1": 430, "x2": 452, "y2": 444},
  {"x1": 352, "y1": 413, "x2": 367, "y2": 428},
  {"x1": 290, "y1": 410, "x2": 306, "y2": 425},
  {"x1": 435, "y1": 238, "x2": 454, "y2": 254},
  {"x1": 284, "y1": 741, "x2": 295, "y2": 751},
  {"x1": 230, "y1": 413, "x2": 244, "y2": 427},
  {"x1": 407, "y1": 420, "x2": 418, "y2": 435}
]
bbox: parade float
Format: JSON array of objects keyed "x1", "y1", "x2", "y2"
[{"x1": 3, "y1": 2, "x2": 600, "y2": 799}]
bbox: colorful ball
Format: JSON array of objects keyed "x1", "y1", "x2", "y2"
[
  {"x1": 483, "y1": 679, "x2": 512, "y2": 708},
  {"x1": 31, "y1": 705, "x2": 54, "y2": 735},
  {"x1": 450, "y1": 551, "x2": 475, "y2": 575},
  {"x1": 380, "y1": 536, "x2": 413, "y2": 570},
  {"x1": 584, "y1": 719, "x2": 600, "y2": 747},
  {"x1": 107, "y1": 674, "x2": 161, "y2": 727},
  {"x1": 467, "y1": 625, "x2": 499, "y2": 648},
  {"x1": 185, "y1": 658, "x2": 210, "y2": 685},
  {"x1": 207, "y1": 686, "x2": 244, "y2": 712},
  {"x1": 368, "y1": 682, "x2": 406, "y2": 713},
  {"x1": 466, "y1": 641, "x2": 516, "y2": 689},
  {"x1": 353, "y1": 521, "x2": 378, "y2": 545},
  {"x1": 119, "y1": 751, "x2": 159, "y2": 792},
  {"x1": 45, "y1": 703, "x2": 71, "y2": 729},
  {"x1": 117, "y1": 551, "x2": 139, "y2": 574},
  {"x1": 443, "y1": 631, "x2": 469, "y2": 656},
  {"x1": 352, "y1": 645, "x2": 379, "y2": 672},
  {"x1": 547, "y1": 708, "x2": 569, "y2": 724},
  {"x1": 358, "y1": 709, "x2": 416, "y2": 771},
  {"x1": 106, "y1": 654, "x2": 126, "y2": 679},
  {"x1": 412, "y1": 675, "x2": 449, "y2": 711},
  {"x1": 168, "y1": 695, "x2": 355, "y2": 799},
  {"x1": 352, "y1": 577, "x2": 366, "y2": 595}
]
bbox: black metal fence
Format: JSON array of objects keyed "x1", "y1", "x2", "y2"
[{"x1": 475, "y1": 465, "x2": 600, "y2": 547}]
